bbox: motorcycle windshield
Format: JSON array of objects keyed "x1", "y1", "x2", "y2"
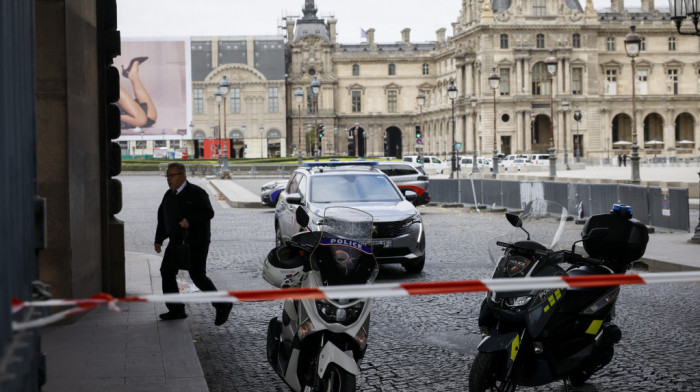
[
  {"x1": 488, "y1": 200, "x2": 579, "y2": 266},
  {"x1": 310, "y1": 206, "x2": 379, "y2": 287}
]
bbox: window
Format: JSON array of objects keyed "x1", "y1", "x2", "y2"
[
  {"x1": 536, "y1": 34, "x2": 545, "y2": 49},
  {"x1": 531, "y1": 62, "x2": 550, "y2": 96},
  {"x1": 118, "y1": 141, "x2": 128, "y2": 155},
  {"x1": 387, "y1": 90, "x2": 398, "y2": 113},
  {"x1": 193, "y1": 88, "x2": 203, "y2": 114},
  {"x1": 500, "y1": 34, "x2": 508, "y2": 49},
  {"x1": 230, "y1": 88, "x2": 241, "y2": 113},
  {"x1": 388, "y1": 63, "x2": 396, "y2": 76},
  {"x1": 499, "y1": 68, "x2": 510, "y2": 96},
  {"x1": 669, "y1": 37, "x2": 676, "y2": 51},
  {"x1": 572, "y1": 33, "x2": 580, "y2": 48},
  {"x1": 533, "y1": 0, "x2": 546, "y2": 16},
  {"x1": 352, "y1": 64, "x2": 360, "y2": 76},
  {"x1": 170, "y1": 140, "x2": 180, "y2": 149},
  {"x1": 352, "y1": 90, "x2": 362, "y2": 112},
  {"x1": 572, "y1": 67, "x2": 583, "y2": 95},
  {"x1": 640, "y1": 37, "x2": 646, "y2": 51},
  {"x1": 667, "y1": 69, "x2": 679, "y2": 95},
  {"x1": 606, "y1": 37, "x2": 615, "y2": 51},
  {"x1": 637, "y1": 69, "x2": 648, "y2": 95},
  {"x1": 605, "y1": 69, "x2": 617, "y2": 95},
  {"x1": 154, "y1": 140, "x2": 166, "y2": 148},
  {"x1": 268, "y1": 87, "x2": 279, "y2": 113},
  {"x1": 135, "y1": 140, "x2": 146, "y2": 149},
  {"x1": 422, "y1": 63, "x2": 430, "y2": 75}
]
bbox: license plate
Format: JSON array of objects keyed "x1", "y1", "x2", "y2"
[{"x1": 371, "y1": 239, "x2": 392, "y2": 248}]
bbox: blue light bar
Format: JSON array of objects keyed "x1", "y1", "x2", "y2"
[{"x1": 304, "y1": 161, "x2": 379, "y2": 168}]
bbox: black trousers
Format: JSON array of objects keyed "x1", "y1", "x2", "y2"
[{"x1": 160, "y1": 242, "x2": 223, "y2": 313}]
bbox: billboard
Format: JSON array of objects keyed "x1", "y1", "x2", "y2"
[{"x1": 115, "y1": 39, "x2": 190, "y2": 140}]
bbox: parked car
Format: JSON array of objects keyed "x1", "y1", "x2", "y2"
[
  {"x1": 403, "y1": 155, "x2": 448, "y2": 174},
  {"x1": 530, "y1": 153, "x2": 550, "y2": 166},
  {"x1": 275, "y1": 161, "x2": 426, "y2": 273},
  {"x1": 501, "y1": 154, "x2": 530, "y2": 168},
  {"x1": 376, "y1": 161, "x2": 430, "y2": 206},
  {"x1": 260, "y1": 180, "x2": 286, "y2": 207}
]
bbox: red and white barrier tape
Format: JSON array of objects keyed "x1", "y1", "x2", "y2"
[{"x1": 11, "y1": 271, "x2": 700, "y2": 331}]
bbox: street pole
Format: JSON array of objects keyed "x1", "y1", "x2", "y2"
[
  {"x1": 310, "y1": 76, "x2": 320, "y2": 161},
  {"x1": 625, "y1": 25, "x2": 642, "y2": 182},
  {"x1": 488, "y1": 69, "x2": 500, "y2": 177},
  {"x1": 574, "y1": 108, "x2": 582, "y2": 163},
  {"x1": 295, "y1": 86, "x2": 303, "y2": 166},
  {"x1": 471, "y1": 96, "x2": 478, "y2": 173},
  {"x1": 562, "y1": 100, "x2": 570, "y2": 170},
  {"x1": 545, "y1": 50, "x2": 558, "y2": 178},
  {"x1": 448, "y1": 81, "x2": 457, "y2": 179},
  {"x1": 260, "y1": 124, "x2": 264, "y2": 158},
  {"x1": 691, "y1": 171, "x2": 700, "y2": 243}
]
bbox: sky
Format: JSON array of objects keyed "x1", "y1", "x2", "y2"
[{"x1": 117, "y1": 1, "x2": 646, "y2": 44}]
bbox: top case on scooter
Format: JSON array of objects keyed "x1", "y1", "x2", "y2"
[
  {"x1": 263, "y1": 244, "x2": 306, "y2": 288},
  {"x1": 582, "y1": 212, "x2": 648, "y2": 266}
]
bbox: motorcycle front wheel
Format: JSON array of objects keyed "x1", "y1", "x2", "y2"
[
  {"x1": 317, "y1": 364, "x2": 356, "y2": 392},
  {"x1": 468, "y1": 352, "x2": 516, "y2": 392}
]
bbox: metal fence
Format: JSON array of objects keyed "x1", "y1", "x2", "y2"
[
  {"x1": 158, "y1": 163, "x2": 296, "y2": 179},
  {"x1": 431, "y1": 178, "x2": 690, "y2": 231}
]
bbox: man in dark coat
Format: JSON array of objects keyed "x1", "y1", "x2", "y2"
[{"x1": 154, "y1": 162, "x2": 232, "y2": 325}]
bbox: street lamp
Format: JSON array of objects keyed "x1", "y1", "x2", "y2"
[
  {"x1": 625, "y1": 25, "x2": 642, "y2": 182},
  {"x1": 488, "y1": 68, "x2": 500, "y2": 177},
  {"x1": 294, "y1": 86, "x2": 304, "y2": 166},
  {"x1": 574, "y1": 107, "x2": 582, "y2": 163},
  {"x1": 354, "y1": 122, "x2": 359, "y2": 157},
  {"x1": 310, "y1": 76, "x2": 320, "y2": 161},
  {"x1": 545, "y1": 50, "x2": 558, "y2": 178},
  {"x1": 334, "y1": 127, "x2": 339, "y2": 155},
  {"x1": 217, "y1": 76, "x2": 231, "y2": 178},
  {"x1": 259, "y1": 124, "x2": 264, "y2": 158},
  {"x1": 562, "y1": 99, "x2": 570, "y2": 170},
  {"x1": 241, "y1": 122, "x2": 246, "y2": 158},
  {"x1": 669, "y1": 0, "x2": 700, "y2": 36},
  {"x1": 448, "y1": 81, "x2": 458, "y2": 178},
  {"x1": 470, "y1": 95, "x2": 478, "y2": 173},
  {"x1": 416, "y1": 91, "x2": 425, "y2": 164},
  {"x1": 530, "y1": 112, "x2": 536, "y2": 155}
]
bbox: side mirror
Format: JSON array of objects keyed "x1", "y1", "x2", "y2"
[
  {"x1": 403, "y1": 190, "x2": 418, "y2": 202},
  {"x1": 505, "y1": 213, "x2": 522, "y2": 228},
  {"x1": 295, "y1": 207, "x2": 310, "y2": 228},
  {"x1": 286, "y1": 193, "x2": 302, "y2": 205}
]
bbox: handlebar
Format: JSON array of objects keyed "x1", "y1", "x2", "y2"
[{"x1": 497, "y1": 241, "x2": 603, "y2": 268}]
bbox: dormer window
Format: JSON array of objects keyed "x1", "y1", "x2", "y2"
[{"x1": 533, "y1": 0, "x2": 546, "y2": 17}]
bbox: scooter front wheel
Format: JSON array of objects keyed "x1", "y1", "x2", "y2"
[
  {"x1": 317, "y1": 364, "x2": 356, "y2": 392},
  {"x1": 468, "y1": 352, "x2": 516, "y2": 392}
]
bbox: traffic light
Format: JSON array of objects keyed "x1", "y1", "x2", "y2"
[
  {"x1": 244, "y1": 144, "x2": 248, "y2": 151},
  {"x1": 415, "y1": 125, "x2": 421, "y2": 139},
  {"x1": 292, "y1": 144, "x2": 297, "y2": 151},
  {"x1": 318, "y1": 124, "x2": 325, "y2": 139}
]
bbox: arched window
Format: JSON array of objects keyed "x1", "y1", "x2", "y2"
[
  {"x1": 193, "y1": 130, "x2": 206, "y2": 140},
  {"x1": 352, "y1": 64, "x2": 360, "y2": 76},
  {"x1": 388, "y1": 63, "x2": 396, "y2": 76},
  {"x1": 536, "y1": 34, "x2": 545, "y2": 49},
  {"x1": 572, "y1": 33, "x2": 580, "y2": 48},
  {"x1": 266, "y1": 129, "x2": 282, "y2": 139},
  {"x1": 531, "y1": 62, "x2": 550, "y2": 96}
]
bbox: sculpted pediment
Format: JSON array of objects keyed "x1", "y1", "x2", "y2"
[{"x1": 205, "y1": 63, "x2": 267, "y2": 83}]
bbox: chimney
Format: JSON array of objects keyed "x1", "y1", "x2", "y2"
[
  {"x1": 641, "y1": 0, "x2": 654, "y2": 12},
  {"x1": 401, "y1": 28, "x2": 411, "y2": 44},
  {"x1": 328, "y1": 19, "x2": 337, "y2": 44},
  {"x1": 366, "y1": 28, "x2": 376, "y2": 48},
  {"x1": 286, "y1": 20, "x2": 295, "y2": 42},
  {"x1": 436, "y1": 27, "x2": 446, "y2": 43},
  {"x1": 611, "y1": 0, "x2": 624, "y2": 13}
]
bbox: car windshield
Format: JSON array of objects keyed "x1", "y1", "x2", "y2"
[{"x1": 310, "y1": 174, "x2": 402, "y2": 203}]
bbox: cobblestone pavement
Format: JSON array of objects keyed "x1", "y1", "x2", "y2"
[{"x1": 119, "y1": 176, "x2": 700, "y2": 392}]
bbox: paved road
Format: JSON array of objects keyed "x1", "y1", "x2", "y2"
[{"x1": 118, "y1": 176, "x2": 700, "y2": 392}]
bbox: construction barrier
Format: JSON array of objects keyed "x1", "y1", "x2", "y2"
[{"x1": 11, "y1": 271, "x2": 700, "y2": 332}]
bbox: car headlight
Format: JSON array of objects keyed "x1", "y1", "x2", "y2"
[
  {"x1": 261, "y1": 182, "x2": 278, "y2": 191},
  {"x1": 315, "y1": 300, "x2": 365, "y2": 326},
  {"x1": 401, "y1": 213, "x2": 422, "y2": 228}
]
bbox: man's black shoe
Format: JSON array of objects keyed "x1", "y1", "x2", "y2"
[
  {"x1": 214, "y1": 303, "x2": 233, "y2": 326},
  {"x1": 159, "y1": 311, "x2": 187, "y2": 321}
]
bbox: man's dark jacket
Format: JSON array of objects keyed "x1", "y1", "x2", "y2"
[{"x1": 155, "y1": 181, "x2": 214, "y2": 248}]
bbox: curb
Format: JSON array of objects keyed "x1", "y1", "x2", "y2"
[{"x1": 209, "y1": 181, "x2": 265, "y2": 209}]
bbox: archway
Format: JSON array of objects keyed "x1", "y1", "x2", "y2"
[
  {"x1": 347, "y1": 127, "x2": 366, "y2": 157},
  {"x1": 385, "y1": 126, "x2": 402, "y2": 158},
  {"x1": 229, "y1": 130, "x2": 244, "y2": 159},
  {"x1": 612, "y1": 113, "x2": 632, "y2": 151},
  {"x1": 266, "y1": 129, "x2": 282, "y2": 158},
  {"x1": 675, "y1": 112, "x2": 695, "y2": 151},
  {"x1": 532, "y1": 115, "x2": 552, "y2": 153},
  {"x1": 643, "y1": 113, "x2": 664, "y2": 149},
  {"x1": 193, "y1": 130, "x2": 206, "y2": 158}
]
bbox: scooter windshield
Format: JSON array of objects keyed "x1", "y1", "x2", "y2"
[
  {"x1": 310, "y1": 206, "x2": 379, "y2": 286},
  {"x1": 488, "y1": 200, "x2": 580, "y2": 265}
]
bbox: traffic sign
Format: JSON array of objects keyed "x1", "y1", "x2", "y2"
[
  {"x1": 455, "y1": 142, "x2": 463, "y2": 151},
  {"x1": 416, "y1": 138, "x2": 423, "y2": 145}
]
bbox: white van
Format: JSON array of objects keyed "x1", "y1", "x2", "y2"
[
  {"x1": 502, "y1": 154, "x2": 530, "y2": 168},
  {"x1": 403, "y1": 155, "x2": 448, "y2": 174},
  {"x1": 530, "y1": 154, "x2": 550, "y2": 166}
]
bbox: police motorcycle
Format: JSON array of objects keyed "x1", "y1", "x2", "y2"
[
  {"x1": 469, "y1": 200, "x2": 648, "y2": 391},
  {"x1": 263, "y1": 206, "x2": 378, "y2": 392}
]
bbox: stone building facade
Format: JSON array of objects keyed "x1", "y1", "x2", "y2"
[{"x1": 285, "y1": 0, "x2": 700, "y2": 161}]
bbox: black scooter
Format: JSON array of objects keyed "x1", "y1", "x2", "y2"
[{"x1": 469, "y1": 201, "x2": 648, "y2": 391}]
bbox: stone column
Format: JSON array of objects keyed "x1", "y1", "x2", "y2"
[{"x1": 466, "y1": 62, "x2": 474, "y2": 96}]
